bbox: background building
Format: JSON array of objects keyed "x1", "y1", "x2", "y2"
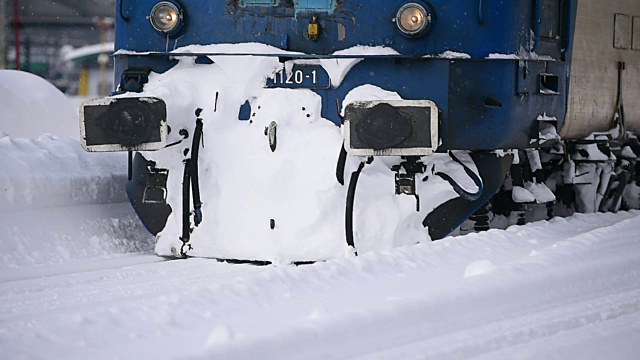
[{"x1": 1, "y1": 0, "x2": 116, "y2": 95}]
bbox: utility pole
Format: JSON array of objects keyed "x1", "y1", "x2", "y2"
[
  {"x1": 94, "y1": 17, "x2": 114, "y2": 97},
  {"x1": 13, "y1": 0, "x2": 19, "y2": 70},
  {"x1": 0, "y1": 0, "x2": 6, "y2": 69}
]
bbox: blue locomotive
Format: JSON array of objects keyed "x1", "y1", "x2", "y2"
[{"x1": 80, "y1": 1, "x2": 640, "y2": 261}]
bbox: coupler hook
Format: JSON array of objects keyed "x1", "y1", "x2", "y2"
[{"x1": 392, "y1": 156, "x2": 425, "y2": 212}]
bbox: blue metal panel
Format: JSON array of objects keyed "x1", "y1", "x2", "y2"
[
  {"x1": 315, "y1": 58, "x2": 451, "y2": 127},
  {"x1": 116, "y1": 0, "x2": 533, "y2": 58},
  {"x1": 446, "y1": 60, "x2": 566, "y2": 150},
  {"x1": 310, "y1": 58, "x2": 566, "y2": 150},
  {"x1": 113, "y1": 0, "x2": 575, "y2": 152}
]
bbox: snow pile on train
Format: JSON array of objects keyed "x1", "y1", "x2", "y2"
[{"x1": 133, "y1": 45, "x2": 482, "y2": 263}]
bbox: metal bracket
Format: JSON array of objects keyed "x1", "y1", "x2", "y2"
[
  {"x1": 309, "y1": 16, "x2": 320, "y2": 41},
  {"x1": 119, "y1": 68, "x2": 152, "y2": 93},
  {"x1": 392, "y1": 157, "x2": 425, "y2": 212}
]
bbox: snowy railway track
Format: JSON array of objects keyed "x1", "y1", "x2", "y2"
[
  {"x1": 370, "y1": 285, "x2": 640, "y2": 360},
  {"x1": 1, "y1": 211, "x2": 640, "y2": 359},
  {"x1": 0, "y1": 253, "x2": 165, "y2": 283},
  {"x1": 0, "y1": 258, "x2": 261, "y2": 321}
]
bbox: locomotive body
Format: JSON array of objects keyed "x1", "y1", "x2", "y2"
[
  {"x1": 112, "y1": 0, "x2": 568, "y2": 151},
  {"x1": 80, "y1": 0, "x2": 640, "y2": 262}
]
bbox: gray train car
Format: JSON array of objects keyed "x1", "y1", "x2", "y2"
[{"x1": 563, "y1": 0, "x2": 640, "y2": 138}]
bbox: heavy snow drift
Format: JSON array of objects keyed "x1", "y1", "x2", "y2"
[
  {"x1": 0, "y1": 70, "x2": 152, "y2": 271},
  {"x1": 0, "y1": 70, "x2": 79, "y2": 139},
  {"x1": 1, "y1": 211, "x2": 639, "y2": 359}
]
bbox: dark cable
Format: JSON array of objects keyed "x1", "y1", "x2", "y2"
[
  {"x1": 191, "y1": 118, "x2": 204, "y2": 226},
  {"x1": 180, "y1": 159, "x2": 191, "y2": 257},
  {"x1": 345, "y1": 160, "x2": 370, "y2": 254},
  {"x1": 434, "y1": 152, "x2": 483, "y2": 201},
  {"x1": 336, "y1": 143, "x2": 347, "y2": 185}
]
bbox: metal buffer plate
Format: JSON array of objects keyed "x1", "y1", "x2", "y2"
[
  {"x1": 344, "y1": 100, "x2": 439, "y2": 156},
  {"x1": 80, "y1": 97, "x2": 168, "y2": 152}
]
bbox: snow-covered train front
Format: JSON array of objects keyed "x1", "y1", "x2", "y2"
[{"x1": 80, "y1": 0, "x2": 640, "y2": 262}]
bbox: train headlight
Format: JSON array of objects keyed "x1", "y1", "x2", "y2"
[
  {"x1": 149, "y1": 2, "x2": 183, "y2": 34},
  {"x1": 395, "y1": 3, "x2": 432, "y2": 37}
]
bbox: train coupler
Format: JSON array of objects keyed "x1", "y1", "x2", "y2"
[{"x1": 392, "y1": 156, "x2": 425, "y2": 212}]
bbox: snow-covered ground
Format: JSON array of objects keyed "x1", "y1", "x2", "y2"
[
  {"x1": 1, "y1": 68, "x2": 640, "y2": 359},
  {"x1": 0, "y1": 133, "x2": 152, "y2": 270},
  {"x1": 0, "y1": 70, "x2": 152, "y2": 271},
  {"x1": 1, "y1": 211, "x2": 640, "y2": 359}
]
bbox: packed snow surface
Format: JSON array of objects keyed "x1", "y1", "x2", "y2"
[
  {"x1": 0, "y1": 137, "x2": 150, "y2": 270},
  {"x1": 0, "y1": 72, "x2": 152, "y2": 270},
  {"x1": 1, "y1": 211, "x2": 640, "y2": 359}
]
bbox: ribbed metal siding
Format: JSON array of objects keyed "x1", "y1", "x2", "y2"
[{"x1": 562, "y1": 0, "x2": 640, "y2": 139}]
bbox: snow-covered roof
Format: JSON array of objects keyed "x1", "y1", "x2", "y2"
[{"x1": 63, "y1": 42, "x2": 115, "y2": 62}]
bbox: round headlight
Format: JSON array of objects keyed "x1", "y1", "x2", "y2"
[
  {"x1": 150, "y1": 2, "x2": 182, "y2": 34},
  {"x1": 396, "y1": 3, "x2": 431, "y2": 37}
]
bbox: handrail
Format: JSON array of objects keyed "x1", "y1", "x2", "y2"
[
  {"x1": 532, "y1": 0, "x2": 541, "y2": 51},
  {"x1": 119, "y1": 0, "x2": 130, "y2": 22}
]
